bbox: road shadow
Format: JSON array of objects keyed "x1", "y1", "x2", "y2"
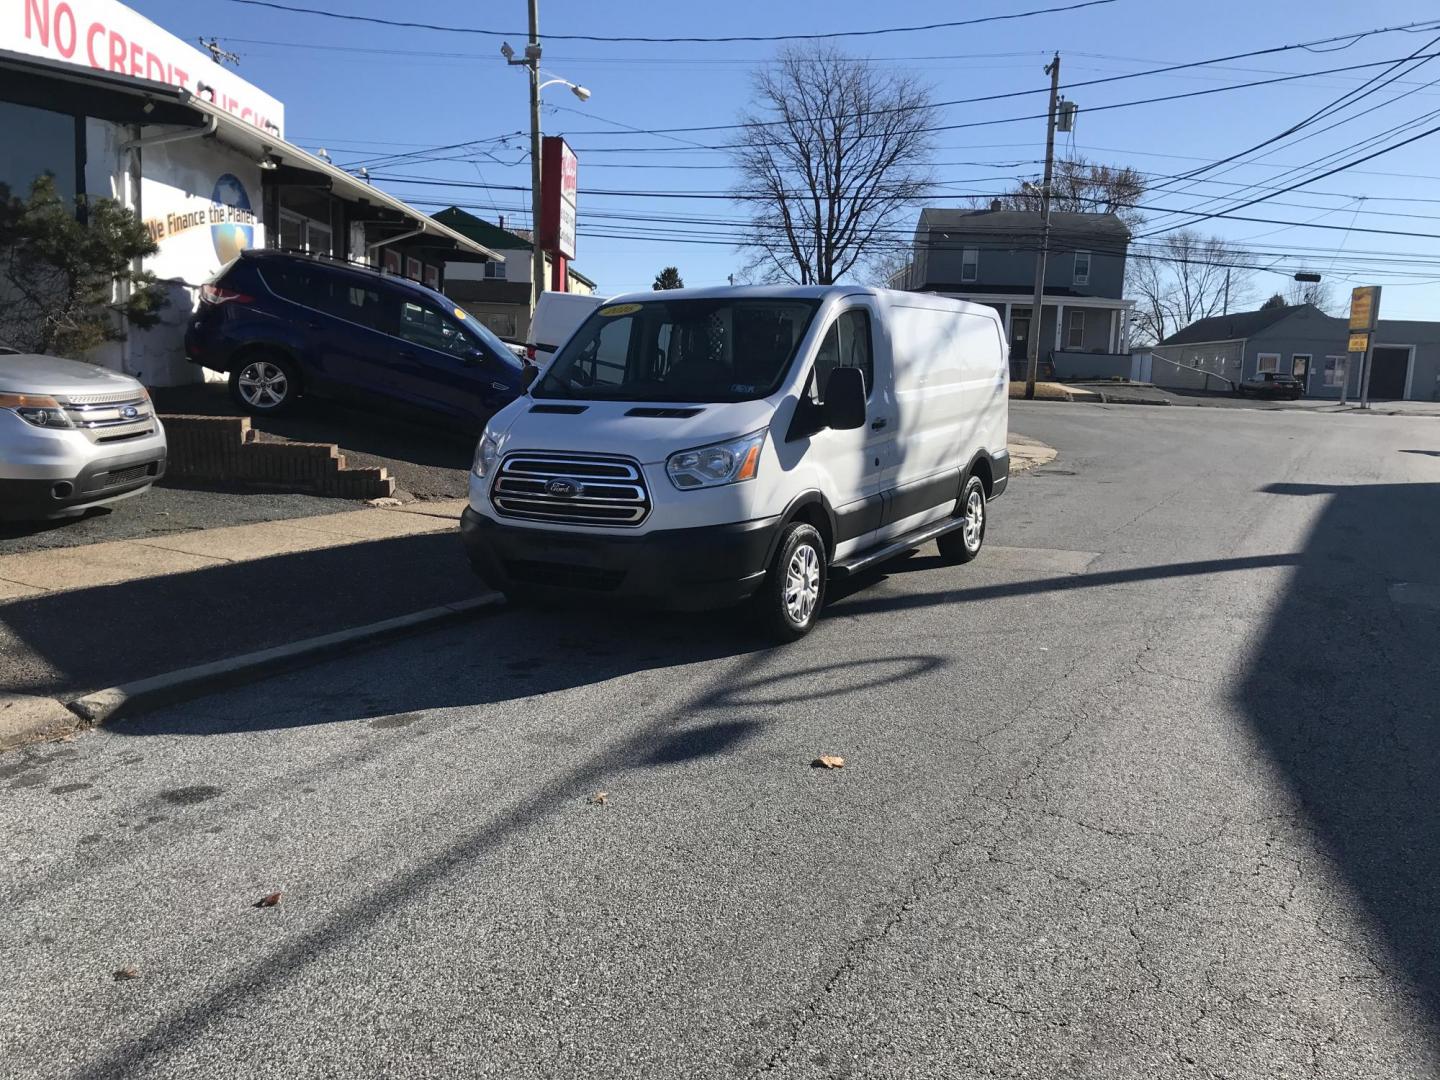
[
  {"x1": 0, "y1": 506, "x2": 111, "y2": 540},
  {"x1": 0, "y1": 531, "x2": 489, "y2": 697},
  {"x1": 62, "y1": 638, "x2": 945, "y2": 1080},
  {"x1": 1239, "y1": 481, "x2": 1440, "y2": 1008}
]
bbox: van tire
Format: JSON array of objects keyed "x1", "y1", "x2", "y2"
[
  {"x1": 937, "y1": 474, "x2": 987, "y2": 564},
  {"x1": 229, "y1": 353, "x2": 300, "y2": 415},
  {"x1": 755, "y1": 522, "x2": 826, "y2": 642}
]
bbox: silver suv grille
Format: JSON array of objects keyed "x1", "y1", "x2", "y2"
[
  {"x1": 55, "y1": 394, "x2": 155, "y2": 444},
  {"x1": 491, "y1": 453, "x2": 650, "y2": 527}
]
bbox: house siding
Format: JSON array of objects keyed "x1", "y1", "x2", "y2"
[{"x1": 920, "y1": 230, "x2": 1126, "y2": 299}]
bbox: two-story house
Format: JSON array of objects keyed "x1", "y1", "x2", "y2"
[
  {"x1": 897, "y1": 205, "x2": 1136, "y2": 376},
  {"x1": 432, "y1": 207, "x2": 596, "y2": 341}
]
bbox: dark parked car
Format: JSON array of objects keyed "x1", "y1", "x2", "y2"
[
  {"x1": 185, "y1": 250, "x2": 529, "y2": 430},
  {"x1": 1237, "y1": 372, "x2": 1304, "y2": 400}
]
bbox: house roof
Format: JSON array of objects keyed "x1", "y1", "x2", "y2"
[
  {"x1": 1159, "y1": 305, "x2": 1312, "y2": 346},
  {"x1": 918, "y1": 207, "x2": 1130, "y2": 238},
  {"x1": 433, "y1": 207, "x2": 533, "y2": 251}
]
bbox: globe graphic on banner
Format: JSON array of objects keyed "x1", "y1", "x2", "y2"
[{"x1": 211, "y1": 174, "x2": 255, "y2": 263}]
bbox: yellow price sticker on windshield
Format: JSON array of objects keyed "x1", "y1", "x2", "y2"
[{"x1": 599, "y1": 303, "x2": 642, "y2": 317}]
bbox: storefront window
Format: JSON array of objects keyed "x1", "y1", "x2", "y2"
[{"x1": 0, "y1": 102, "x2": 78, "y2": 206}]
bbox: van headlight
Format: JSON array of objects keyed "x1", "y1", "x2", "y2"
[
  {"x1": 666, "y1": 430, "x2": 765, "y2": 490},
  {"x1": 472, "y1": 432, "x2": 500, "y2": 478},
  {"x1": 0, "y1": 392, "x2": 75, "y2": 429}
]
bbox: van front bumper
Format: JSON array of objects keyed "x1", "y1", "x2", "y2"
[{"x1": 459, "y1": 506, "x2": 780, "y2": 610}]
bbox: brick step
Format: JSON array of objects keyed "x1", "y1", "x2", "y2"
[{"x1": 159, "y1": 415, "x2": 395, "y2": 499}]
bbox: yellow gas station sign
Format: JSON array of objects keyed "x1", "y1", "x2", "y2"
[
  {"x1": 1348, "y1": 331, "x2": 1370, "y2": 355},
  {"x1": 1349, "y1": 286, "x2": 1378, "y2": 332}
]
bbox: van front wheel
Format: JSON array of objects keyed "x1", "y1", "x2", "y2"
[
  {"x1": 937, "y1": 475, "x2": 987, "y2": 564},
  {"x1": 755, "y1": 522, "x2": 826, "y2": 642}
]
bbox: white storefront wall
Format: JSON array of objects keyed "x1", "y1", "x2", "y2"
[{"x1": 3, "y1": 1, "x2": 279, "y2": 384}]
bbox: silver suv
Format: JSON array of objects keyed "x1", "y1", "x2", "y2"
[{"x1": 0, "y1": 354, "x2": 167, "y2": 520}]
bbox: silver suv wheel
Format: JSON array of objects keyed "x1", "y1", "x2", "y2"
[{"x1": 237, "y1": 360, "x2": 290, "y2": 409}]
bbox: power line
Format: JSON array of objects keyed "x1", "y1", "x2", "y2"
[
  {"x1": 221, "y1": 0, "x2": 1117, "y2": 44},
  {"x1": 1136, "y1": 119, "x2": 1440, "y2": 238}
]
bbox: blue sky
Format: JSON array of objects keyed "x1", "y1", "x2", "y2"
[{"x1": 139, "y1": 0, "x2": 1440, "y2": 317}]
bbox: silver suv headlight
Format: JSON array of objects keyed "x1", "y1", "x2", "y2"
[
  {"x1": 0, "y1": 392, "x2": 75, "y2": 429},
  {"x1": 666, "y1": 430, "x2": 766, "y2": 490},
  {"x1": 472, "y1": 432, "x2": 500, "y2": 478}
]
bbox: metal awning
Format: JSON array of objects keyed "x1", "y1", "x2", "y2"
[
  {"x1": 0, "y1": 49, "x2": 197, "y2": 126},
  {"x1": 183, "y1": 98, "x2": 504, "y2": 263}
]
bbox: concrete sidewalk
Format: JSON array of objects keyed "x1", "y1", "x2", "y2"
[{"x1": 0, "y1": 500, "x2": 467, "y2": 599}]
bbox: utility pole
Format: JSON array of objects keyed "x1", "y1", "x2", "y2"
[
  {"x1": 1222, "y1": 269, "x2": 1230, "y2": 315},
  {"x1": 527, "y1": 0, "x2": 545, "y2": 319},
  {"x1": 1024, "y1": 53, "x2": 1061, "y2": 401}
]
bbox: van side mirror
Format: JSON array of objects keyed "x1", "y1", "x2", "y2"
[
  {"x1": 519, "y1": 364, "x2": 540, "y2": 390},
  {"x1": 821, "y1": 366, "x2": 867, "y2": 430}
]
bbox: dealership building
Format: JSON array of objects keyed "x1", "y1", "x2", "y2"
[{"x1": 2, "y1": 0, "x2": 503, "y2": 385}]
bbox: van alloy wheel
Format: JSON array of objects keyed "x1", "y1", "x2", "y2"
[
  {"x1": 937, "y1": 474, "x2": 987, "y2": 565},
  {"x1": 756, "y1": 521, "x2": 827, "y2": 642},
  {"x1": 963, "y1": 487, "x2": 985, "y2": 552},
  {"x1": 785, "y1": 541, "x2": 821, "y2": 625},
  {"x1": 237, "y1": 360, "x2": 289, "y2": 408}
]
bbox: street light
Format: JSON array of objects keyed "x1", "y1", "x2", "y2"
[{"x1": 501, "y1": 8, "x2": 591, "y2": 314}]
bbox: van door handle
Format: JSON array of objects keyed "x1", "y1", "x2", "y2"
[{"x1": 870, "y1": 417, "x2": 889, "y2": 430}]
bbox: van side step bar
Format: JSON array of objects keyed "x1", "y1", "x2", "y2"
[{"x1": 829, "y1": 517, "x2": 964, "y2": 578}]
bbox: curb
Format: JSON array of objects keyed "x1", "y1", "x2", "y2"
[
  {"x1": 1093, "y1": 392, "x2": 1171, "y2": 407},
  {"x1": 2, "y1": 593, "x2": 503, "y2": 751}
]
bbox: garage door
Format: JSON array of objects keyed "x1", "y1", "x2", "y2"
[{"x1": 1369, "y1": 347, "x2": 1411, "y2": 400}]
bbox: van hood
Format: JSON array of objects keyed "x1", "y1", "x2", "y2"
[
  {"x1": 489, "y1": 397, "x2": 778, "y2": 465},
  {"x1": 0, "y1": 354, "x2": 146, "y2": 397}
]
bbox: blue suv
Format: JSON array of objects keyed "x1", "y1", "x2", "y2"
[{"x1": 185, "y1": 250, "x2": 530, "y2": 430}]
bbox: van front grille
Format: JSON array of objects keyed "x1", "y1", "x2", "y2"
[{"x1": 491, "y1": 453, "x2": 650, "y2": 527}]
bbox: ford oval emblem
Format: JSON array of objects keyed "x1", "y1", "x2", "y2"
[
  {"x1": 545, "y1": 477, "x2": 581, "y2": 498},
  {"x1": 120, "y1": 405, "x2": 139, "y2": 419}
]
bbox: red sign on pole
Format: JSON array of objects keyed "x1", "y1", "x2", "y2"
[{"x1": 539, "y1": 136, "x2": 577, "y2": 261}]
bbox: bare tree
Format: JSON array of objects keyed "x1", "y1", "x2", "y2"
[
  {"x1": 731, "y1": 46, "x2": 934, "y2": 284},
  {"x1": 980, "y1": 156, "x2": 1147, "y2": 230},
  {"x1": 1285, "y1": 278, "x2": 1335, "y2": 312},
  {"x1": 1128, "y1": 231, "x2": 1252, "y2": 345}
]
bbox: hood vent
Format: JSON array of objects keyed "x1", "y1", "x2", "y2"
[
  {"x1": 529, "y1": 404, "x2": 589, "y2": 414},
  {"x1": 625, "y1": 406, "x2": 704, "y2": 418}
]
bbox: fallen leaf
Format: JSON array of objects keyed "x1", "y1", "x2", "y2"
[
  {"x1": 587, "y1": 792, "x2": 609, "y2": 806},
  {"x1": 811, "y1": 755, "x2": 846, "y2": 769},
  {"x1": 113, "y1": 967, "x2": 139, "y2": 981},
  {"x1": 254, "y1": 891, "x2": 282, "y2": 908}
]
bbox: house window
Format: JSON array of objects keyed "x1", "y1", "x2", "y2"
[
  {"x1": 483, "y1": 260, "x2": 506, "y2": 280},
  {"x1": 1291, "y1": 353, "x2": 1311, "y2": 378},
  {"x1": 0, "y1": 101, "x2": 80, "y2": 208},
  {"x1": 1256, "y1": 352, "x2": 1281, "y2": 373},
  {"x1": 960, "y1": 247, "x2": 979, "y2": 283},
  {"x1": 1073, "y1": 250, "x2": 1091, "y2": 286},
  {"x1": 1322, "y1": 356, "x2": 1346, "y2": 388},
  {"x1": 1066, "y1": 309, "x2": 1086, "y2": 350},
  {"x1": 278, "y1": 210, "x2": 332, "y2": 256}
]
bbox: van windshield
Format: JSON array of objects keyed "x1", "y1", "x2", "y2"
[{"x1": 533, "y1": 298, "x2": 819, "y2": 403}]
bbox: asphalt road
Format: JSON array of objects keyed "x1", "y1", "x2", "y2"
[{"x1": 4, "y1": 402, "x2": 1440, "y2": 1079}]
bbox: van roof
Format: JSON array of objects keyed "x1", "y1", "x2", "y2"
[{"x1": 602, "y1": 283, "x2": 1001, "y2": 318}]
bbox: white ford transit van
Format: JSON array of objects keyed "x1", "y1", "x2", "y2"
[{"x1": 461, "y1": 285, "x2": 1009, "y2": 640}]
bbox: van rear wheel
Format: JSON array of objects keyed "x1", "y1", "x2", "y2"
[
  {"x1": 937, "y1": 475, "x2": 987, "y2": 564},
  {"x1": 755, "y1": 522, "x2": 826, "y2": 642}
]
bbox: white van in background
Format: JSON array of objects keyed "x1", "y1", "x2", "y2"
[
  {"x1": 463, "y1": 285, "x2": 1009, "y2": 640},
  {"x1": 526, "y1": 291, "x2": 606, "y2": 362}
]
